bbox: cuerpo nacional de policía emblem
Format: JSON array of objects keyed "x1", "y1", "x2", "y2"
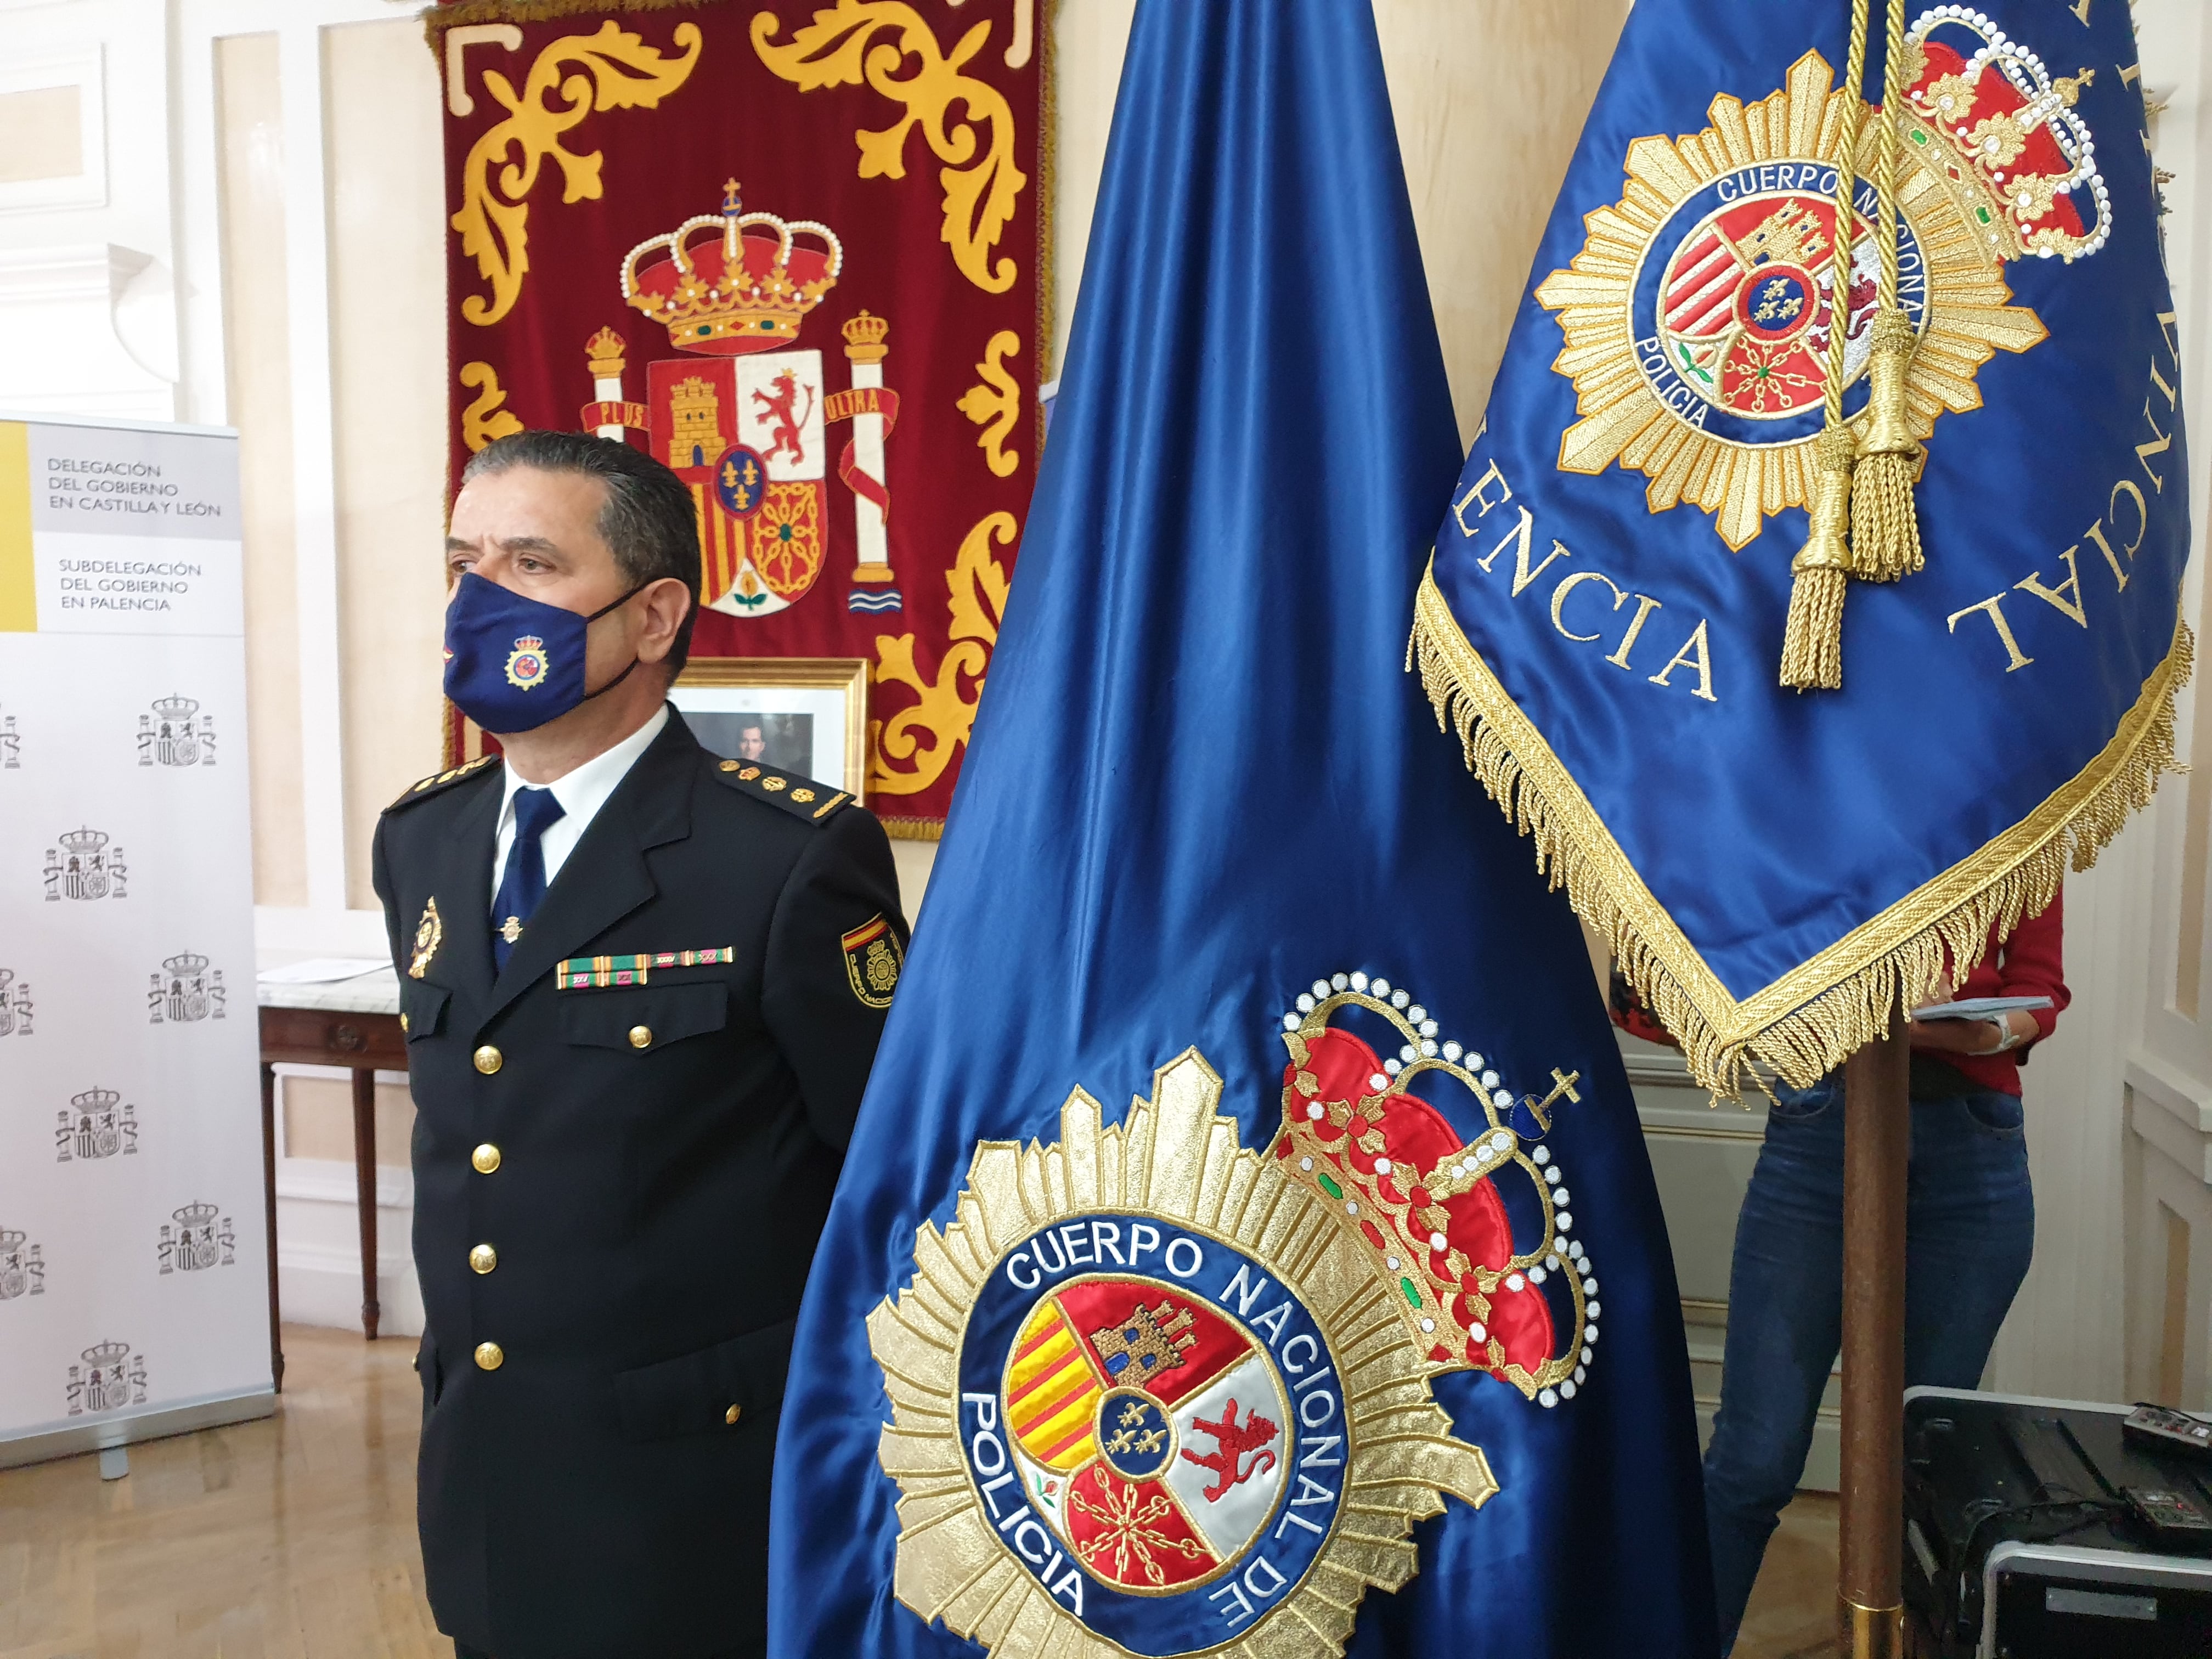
[
  {"x1": 1536, "y1": 10, "x2": 2107, "y2": 551},
  {"x1": 505, "y1": 633, "x2": 550, "y2": 691},
  {"x1": 872, "y1": 971, "x2": 1598, "y2": 1656}
]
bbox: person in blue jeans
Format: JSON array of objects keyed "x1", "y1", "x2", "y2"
[{"x1": 1700, "y1": 894, "x2": 2068, "y2": 1653}]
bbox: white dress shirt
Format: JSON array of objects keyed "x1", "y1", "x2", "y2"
[{"x1": 490, "y1": 704, "x2": 669, "y2": 907}]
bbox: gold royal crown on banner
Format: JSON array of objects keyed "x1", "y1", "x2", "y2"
[
  {"x1": 1903, "y1": 8, "x2": 2110, "y2": 262},
  {"x1": 620, "y1": 179, "x2": 844, "y2": 357}
]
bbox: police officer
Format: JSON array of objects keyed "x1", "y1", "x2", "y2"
[{"x1": 373, "y1": 431, "x2": 906, "y2": 1659}]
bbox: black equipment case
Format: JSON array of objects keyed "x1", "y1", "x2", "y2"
[{"x1": 1903, "y1": 1386, "x2": 2212, "y2": 1657}]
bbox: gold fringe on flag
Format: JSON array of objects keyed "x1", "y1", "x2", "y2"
[
  {"x1": 1850, "y1": 0, "x2": 1926, "y2": 582},
  {"x1": 1411, "y1": 574, "x2": 2192, "y2": 1098}
]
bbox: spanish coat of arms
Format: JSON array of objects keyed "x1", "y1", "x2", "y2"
[{"x1": 435, "y1": 0, "x2": 1045, "y2": 833}]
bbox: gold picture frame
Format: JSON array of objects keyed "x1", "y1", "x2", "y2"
[{"x1": 672, "y1": 657, "x2": 869, "y2": 801}]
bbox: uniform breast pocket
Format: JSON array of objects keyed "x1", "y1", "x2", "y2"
[{"x1": 558, "y1": 981, "x2": 729, "y2": 1054}]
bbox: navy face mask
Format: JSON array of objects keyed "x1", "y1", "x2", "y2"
[{"x1": 441, "y1": 571, "x2": 649, "y2": 735}]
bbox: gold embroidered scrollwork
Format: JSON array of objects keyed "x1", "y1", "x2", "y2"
[
  {"x1": 867, "y1": 510, "x2": 1012, "y2": 797},
  {"x1": 954, "y1": 329, "x2": 1022, "y2": 477},
  {"x1": 458, "y1": 362, "x2": 526, "y2": 452},
  {"x1": 751, "y1": 1, "x2": 1026, "y2": 294},
  {"x1": 452, "y1": 21, "x2": 703, "y2": 328}
]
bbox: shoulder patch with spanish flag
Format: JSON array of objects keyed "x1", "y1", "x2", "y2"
[{"x1": 840, "y1": 914, "x2": 901, "y2": 1009}]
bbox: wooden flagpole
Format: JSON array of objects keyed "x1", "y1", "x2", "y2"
[{"x1": 1838, "y1": 1014, "x2": 1911, "y2": 1658}]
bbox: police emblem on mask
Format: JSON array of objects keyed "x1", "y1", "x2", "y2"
[
  {"x1": 871, "y1": 971, "x2": 1600, "y2": 1656},
  {"x1": 504, "y1": 635, "x2": 550, "y2": 691}
]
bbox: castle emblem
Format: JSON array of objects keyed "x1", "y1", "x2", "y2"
[
  {"x1": 584, "y1": 182, "x2": 902, "y2": 617},
  {"x1": 872, "y1": 971, "x2": 1595, "y2": 1655},
  {"x1": 0, "y1": 969, "x2": 31, "y2": 1038},
  {"x1": 0, "y1": 1228, "x2": 46, "y2": 1300},
  {"x1": 1534, "y1": 12, "x2": 2105, "y2": 550},
  {"x1": 159, "y1": 1203, "x2": 235, "y2": 1274},
  {"x1": 66, "y1": 1341, "x2": 147, "y2": 1415},
  {"x1": 57, "y1": 1087, "x2": 138, "y2": 1162},
  {"x1": 138, "y1": 695, "x2": 216, "y2": 767},
  {"x1": 149, "y1": 953, "x2": 226, "y2": 1024},
  {"x1": 43, "y1": 828, "x2": 127, "y2": 902}
]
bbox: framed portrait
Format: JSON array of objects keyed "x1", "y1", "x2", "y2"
[{"x1": 671, "y1": 658, "x2": 869, "y2": 800}]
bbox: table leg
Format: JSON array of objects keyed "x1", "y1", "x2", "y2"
[
  {"x1": 351, "y1": 1066, "x2": 381, "y2": 1341},
  {"x1": 260, "y1": 1062, "x2": 284, "y2": 1393}
]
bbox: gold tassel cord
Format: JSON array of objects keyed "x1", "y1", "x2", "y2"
[
  {"x1": 1779, "y1": 0, "x2": 1871, "y2": 691},
  {"x1": 1779, "y1": 428, "x2": 1857, "y2": 691},
  {"x1": 1412, "y1": 574, "x2": 2193, "y2": 1098},
  {"x1": 1850, "y1": 0, "x2": 1926, "y2": 582}
]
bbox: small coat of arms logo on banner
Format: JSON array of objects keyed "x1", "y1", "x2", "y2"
[
  {"x1": 1532, "y1": 12, "x2": 2106, "y2": 551},
  {"x1": 872, "y1": 972, "x2": 1596, "y2": 1654},
  {"x1": 149, "y1": 953, "x2": 225, "y2": 1024},
  {"x1": 43, "y1": 828, "x2": 127, "y2": 902},
  {"x1": 0, "y1": 969, "x2": 32, "y2": 1037},
  {"x1": 138, "y1": 695, "x2": 216, "y2": 766},
  {"x1": 158, "y1": 1203, "x2": 235, "y2": 1274},
  {"x1": 57, "y1": 1087, "x2": 138, "y2": 1162},
  {"x1": 67, "y1": 1341, "x2": 148, "y2": 1415},
  {"x1": 0, "y1": 1229, "x2": 46, "y2": 1300}
]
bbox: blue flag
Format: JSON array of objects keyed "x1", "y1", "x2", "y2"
[
  {"x1": 770, "y1": 4, "x2": 1714, "y2": 1657},
  {"x1": 1415, "y1": 2, "x2": 2188, "y2": 1091}
]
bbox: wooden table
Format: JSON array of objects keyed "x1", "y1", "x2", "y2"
[{"x1": 256, "y1": 966, "x2": 406, "y2": 1386}]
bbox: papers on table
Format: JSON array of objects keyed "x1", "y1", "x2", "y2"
[{"x1": 256, "y1": 957, "x2": 389, "y2": 985}]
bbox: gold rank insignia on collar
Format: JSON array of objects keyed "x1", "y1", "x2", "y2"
[
  {"x1": 840, "y1": 913, "x2": 901, "y2": 1008},
  {"x1": 409, "y1": 897, "x2": 443, "y2": 979},
  {"x1": 556, "y1": 947, "x2": 735, "y2": 990}
]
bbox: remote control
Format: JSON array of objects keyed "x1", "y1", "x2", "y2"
[
  {"x1": 2124, "y1": 1485, "x2": 2212, "y2": 1550},
  {"x1": 2123, "y1": 1402, "x2": 2212, "y2": 1460}
]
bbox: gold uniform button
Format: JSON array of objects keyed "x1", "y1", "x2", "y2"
[
  {"x1": 474, "y1": 1341, "x2": 504, "y2": 1371},
  {"x1": 725, "y1": 1403, "x2": 742, "y2": 1425},
  {"x1": 471, "y1": 1143, "x2": 502, "y2": 1175},
  {"x1": 469, "y1": 1244, "x2": 498, "y2": 1274},
  {"x1": 399, "y1": 1012, "x2": 410, "y2": 1034},
  {"x1": 473, "y1": 1045, "x2": 503, "y2": 1075},
  {"x1": 719, "y1": 759, "x2": 740, "y2": 772},
  {"x1": 629, "y1": 1025, "x2": 652, "y2": 1049}
]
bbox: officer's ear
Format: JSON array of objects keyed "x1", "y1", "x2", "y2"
[{"x1": 634, "y1": 577, "x2": 695, "y2": 669}]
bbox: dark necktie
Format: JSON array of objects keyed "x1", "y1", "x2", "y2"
[{"x1": 492, "y1": 786, "x2": 566, "y2": 973}]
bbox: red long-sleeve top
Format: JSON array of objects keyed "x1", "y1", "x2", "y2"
[{"x1": 1929, "y1": 889, "x2": 2069, "y2": 1096}]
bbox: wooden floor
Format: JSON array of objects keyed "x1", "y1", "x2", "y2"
[
  {"x1": 0, "y1": 1328, "x2": 443, "y2": 1659},
  {"x1": 0, "y1": 1325, "x2": 1846, "y2": 1657}
]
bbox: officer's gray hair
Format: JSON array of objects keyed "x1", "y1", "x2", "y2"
[{"x1": 461, "y1": 430, "x2": 702, "y2": 674}]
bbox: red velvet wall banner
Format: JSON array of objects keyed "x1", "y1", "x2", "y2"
[{"x1": 430, "y1": 0, "x2": 1046, "y2": 835}]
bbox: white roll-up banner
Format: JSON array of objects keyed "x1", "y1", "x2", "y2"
[{"x1": 0, "y1": 413, "x2": 273, "y2": 1466}]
